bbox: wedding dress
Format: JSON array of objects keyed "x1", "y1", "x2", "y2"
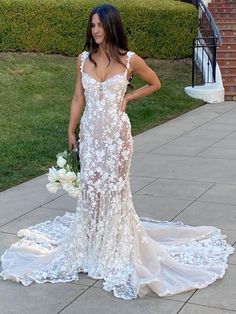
[{"x1": 0, "y1": 51, "x2": 234, "y2": 300}]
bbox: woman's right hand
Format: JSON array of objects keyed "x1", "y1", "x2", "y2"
[{"x1": 68, "y1": 132, "x2": 76, "y2": 150}]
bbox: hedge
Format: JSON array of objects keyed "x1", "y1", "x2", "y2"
[{"x1": 0, "y1": 0, "x2": 198, "y2": 59}]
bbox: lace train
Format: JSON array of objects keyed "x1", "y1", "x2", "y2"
[{"x1": 0, "y1": 188, "x2": 234, "y2": 299}]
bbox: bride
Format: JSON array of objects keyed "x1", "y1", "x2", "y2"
[{"x1": 0, "y1": 3, "x2": 234, "y2": 300}]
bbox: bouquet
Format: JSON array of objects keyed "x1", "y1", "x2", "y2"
[{"x1": 46, "y1": 143, "x2": 81, "y2": 198}]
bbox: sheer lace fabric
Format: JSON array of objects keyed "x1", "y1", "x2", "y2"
[{"x1": 0, "y1": 51, "x2": 234, "y2": 300}]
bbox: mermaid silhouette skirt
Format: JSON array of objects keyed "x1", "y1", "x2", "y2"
[{"x1": 0, "y1": 51, "x2": 234, "y2": 299}]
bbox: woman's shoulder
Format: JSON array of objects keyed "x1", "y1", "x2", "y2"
[
  {"x1": 127, "y1": 52, "x2": 147, "y2": 73},
  {"x1": 125, "y1": 51, "x2": 142, "y2": 64},
  {"x1": 78, "y1": 50, "x2": 89, "y2": 59},
  {"x1": 119, "y1": 49, "x2": 135, "y2": 56},
  {"x1": 76, "y1": 51, "x2": 89, "y2": 72}
]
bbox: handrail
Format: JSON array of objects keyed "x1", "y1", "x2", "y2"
[
  {"x1": 192, "y1": 37, "x2": 218, "y2": 87},
  {"x1": 191, "y1": 0, "x2": 222, "y2": 87},
  {"x1": 198, "y1": 0, "x2": 222, "y2": 45},
  {"x1": 193, "y1": 0, "x2": 222, "y2": 45}
]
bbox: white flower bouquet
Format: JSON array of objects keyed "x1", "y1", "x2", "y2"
[{"x1": 46, "y1": 147, "x2": 81, "y2": 198}]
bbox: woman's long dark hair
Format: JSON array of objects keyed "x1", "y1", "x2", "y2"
[{"x1": 82, "y1": 3, "x2": 130, "y2": 71}]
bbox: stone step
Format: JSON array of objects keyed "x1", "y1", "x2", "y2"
[
  {"x1": 225, "y1": 90, "x2": 236, "y2": 97},
  {"x1": 217, "y1": 23, "x2": 236, "y2": 31},
  {"x1": 209, "y1": 3, "x2": 236, "y2": 8},
  {"x1": 220, "y1": 66, "x2": 236, "y2": 75},
  {"x1": 215, "y1": 20, "x2": 236, "y2": 25},
  {"x1": 224, "y1": 83, "x2": 236, "y2": 90},
  {"x1": 218, "y1": 50, "x2": 236, "y2": 58},
  {"x1": 212, "y1": 13, "x2": 236, "y2": 18},
  {"x1": 221, "y1": 30, "x2": 236, "y2": 36},
  {"x1": 223, "y1": 83, "x2": 236, "y2": 93},
  {"x1": 225, "y1": 91, "x2": 236, "y2": 95},
  {"x1": 218, "y1": 58, "x2": 236, "y2": 66},
  {"x1": 221, "y1": 36, "x2": 236, "y2": 44},
  {"x1": 222, "y1": 74, "x2": 236, "y2": 84},
  {"x1": 224, "y1": 94, "x2": 236, "y2": 101},
  {"x1": 210, "y1": 7, "x2": 236, "y2": 13},
  {"x1": 218, "y1": 43, "x2": 236, "y2": 50},
  {"x1": 211, "y1": 0, "x2": 236, "y2": 3}
]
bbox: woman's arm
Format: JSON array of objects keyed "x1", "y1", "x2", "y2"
[
  {"x1": 68, "y1": 54, "x2": 85, "y2": 149},
  {"x1": 120, "y1": 54, "x2": 161, "y2": 112}
]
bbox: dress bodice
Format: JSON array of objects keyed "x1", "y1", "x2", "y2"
[{"x1": 80, "y1": 51, "x2": 135, "y2": 114}]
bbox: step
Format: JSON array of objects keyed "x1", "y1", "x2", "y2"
[
  {"x1": 222, "y1": 74, "x2": 236, "y2": 84},
  {"x1": 221, "y1": 36, "x2": 236, "y2": 44},
  {"x1": 218, "y1": 50, "x2": 236, "y2": 58},
  {"x1": 212, "y1": 13, "x2": 236, "y2": 18},
  {"x1": 218, "y1": 58, "x2": 236, "y2": 66},
  {"x1": 223, "y1": 83, "x2": 236, "y2": 94},
  {"x1": 225, "y1": 90, "x2": 236, "y2": 96},
  {"x1": 209, "y1": 3, "x2": 236, "y2": 8},
  {"x1": 224, "y1": 95, "x2": 236, "y2": 101},
  {"x1": 217, "y1": 43, "x2": 236, "y2": 50},
  {"x1": 210, "y1": 7, "x2": 236, "y2": 13},
  {"x1": 220, "y1": 66, "x2": 236, "y2": 75},
  {"x1": 221, "y1": 30, "x2": 236, "y2": 36},
  {"x1": 223, "y1": 82, "x2": 236, "y2": 91},
  {"x1": 215, "y1": 19, "x2": 236, "y2": 23},
  {"x1": 218, "y1": 24, "x2": 236, "y2": 31},
  {"x1": 211, "y1": 0, "x2": 236, "y2": 3}
]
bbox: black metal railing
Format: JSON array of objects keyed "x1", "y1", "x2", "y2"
[
  {"x1": 191, "y1": 0, "x2": 222, "y2": 87},
  {"x1": 192, "y1": 37, "x2": 218, "y2": 87}
]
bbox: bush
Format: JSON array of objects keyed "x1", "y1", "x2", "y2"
[{"x1": 0, "y1": 0, "x2": 197, "y2": 59}]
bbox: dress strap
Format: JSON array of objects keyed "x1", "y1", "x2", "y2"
[
  {"x1": 80, "y1": 51, "x2": 89, "y2": 74},
  {"x1": 125, "y1": 51, "x2": 135, "y2": 72}
]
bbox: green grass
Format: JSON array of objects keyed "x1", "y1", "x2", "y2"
[{"x1": 0, "y1": 52, "x2": 204, "y2": 191}]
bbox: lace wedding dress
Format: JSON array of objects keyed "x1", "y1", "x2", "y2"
[{"x1": 0, "y1": 51, "x2": 234, "y2": 300}]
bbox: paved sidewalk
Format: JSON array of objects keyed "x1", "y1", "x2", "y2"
[{"x1": 1, "y1": 101, "x2": 236, "y2": 314}]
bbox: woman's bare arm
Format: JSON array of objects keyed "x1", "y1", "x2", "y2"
[
  {"x1": 68, "y1": 54, "x2": 85, "y2": 149},
  {"x1": 120, "y1": 54, "x2": 161, "y2": 111}
]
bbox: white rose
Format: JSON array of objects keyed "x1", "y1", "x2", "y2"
[
  {"x1": 47, "y1": 166, "x2": 58, "y2": 183},
  {"x1": 61, "y1": 182, "x2": 72, "y2": 192},
  {"x1": 65, "y1": 171, "x2": 77, "y2": 182},
  {"x1": 57, "y1": 156, "x2": 67, "y2": 168},
  {"x1": 57, "y1": 168, "x2": 67, "y2": 181},
  {"x1": 46, "y1": 182, "x2": 61, "y2": 193},
  {"x1": 67, "y1": 186, "x2": 81, "y2": 198}
]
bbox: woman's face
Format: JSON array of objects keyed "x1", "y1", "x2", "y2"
[{"x1": 91, "y1": 13, "x2": 105, "y2": 45}]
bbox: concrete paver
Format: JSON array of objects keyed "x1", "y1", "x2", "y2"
[
  {"x1": 58, "y1": 286, "x2": 185, "y2": 314},
  {"x1": 173, "y1": 201, "x2": 236, "y2": 230},
  {"x1": 0, "y1": 101, "x2": 236, "y2": 313},
  {"x1": 0, "y1": 207, "x2": 67, "y2": 234},
  {"x1": 133, "y1": 194, "x2": 193, "y2": 221},
  {"x1": 132, "y1": 153, "x2": 236, "y2": 184},
  {"x1": 188, "y1": 265, "x2": 236, "y2": 312},
  {"x1": 178, "y1": 303, "x2": 235, "y2": 314},
  {"x1": 0, "y1": 176, "x2": 65, "y2": 227},
  {"x1": 0, "y1": 281, "x2": 88, "y2": 314},
  {"x1": 40, "y1": 194, "x2": 78, "y2": 212},
  {"x1": 136, "y1": 178, "x2": 214, "y2": 200},
  {"x1": 197, "y1": 183, "x2": 236, "y2": 205},
  {"x1": 92, "y1": 279, "x2": 196, "y2": 303}
]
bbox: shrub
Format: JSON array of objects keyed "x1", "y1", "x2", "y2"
[{"x1": 0, "y1": 0, "x2": 197, "y2": 59}]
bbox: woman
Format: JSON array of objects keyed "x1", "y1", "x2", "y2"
[{"x1": 0, "y1": 3, "x2": 234, "y2": 300}]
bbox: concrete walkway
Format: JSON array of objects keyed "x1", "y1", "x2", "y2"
[{"x1": 1, "y1": 101, "x2": 236, "y2": 314}]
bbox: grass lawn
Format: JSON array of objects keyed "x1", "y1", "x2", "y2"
[{"x1": 0, "y1": 52, "x2": 204, "y2": 191}]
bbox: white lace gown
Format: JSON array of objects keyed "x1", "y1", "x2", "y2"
[{"x1": 0, "y1": 51, "x2": 234, "y2": 300}]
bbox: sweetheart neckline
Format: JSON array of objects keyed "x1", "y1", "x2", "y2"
[{"x1": 82, "y1": 71, "x2": 129, "y2": 84}]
